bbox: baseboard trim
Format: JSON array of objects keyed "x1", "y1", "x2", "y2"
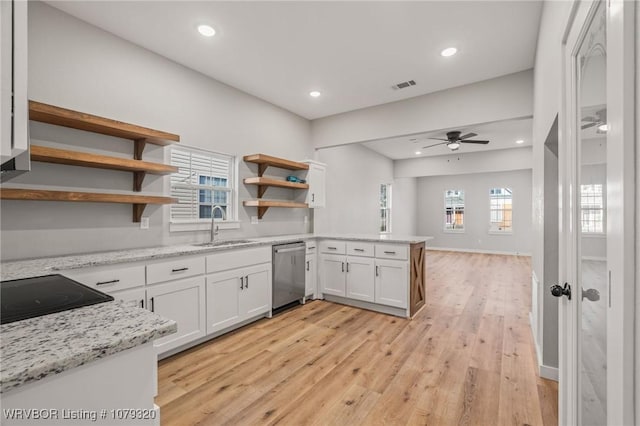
[
  {"x1": 539, "y1": 364, "x2": 559, "y2": 381},
  {"x1": 426, "y1": 246, "x2": 531, "y2": 257}
]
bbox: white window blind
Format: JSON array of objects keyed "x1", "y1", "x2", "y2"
[{"x1": 170, "y1": 147, "x2": 235, "y2": 223}]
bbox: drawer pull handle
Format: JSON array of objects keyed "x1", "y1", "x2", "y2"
[
  {"x1": 353, "y1": 248, "x2": 365, "y2": 252},
  {"x1": 96, "y1": 279, "x2": 120, "y2": 286},
  {"x1": 307, "y1": 246, "x2": 316, "y2": 250},
  {"x1": 171, "y1": 267, "x2": 189, "y2": 273},
  {"x1": 384, "y1": 251, "x2": 396, "y2": 255},
  {"x1": 327, "y1": 247, "x2": 337, "y2": 250}
]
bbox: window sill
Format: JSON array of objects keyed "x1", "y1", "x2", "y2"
[
  {"x1": 170, "y1": 221, "x2": 241, "y2": 233},
  {"x1": 443, "y1": 229, "x2": 465, "y2": 233},
  {"x1": 488, "y1": 230, "x2": 513, "y2": 235}
]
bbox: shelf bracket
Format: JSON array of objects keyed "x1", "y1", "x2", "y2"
[
  {"x1": 133, "y1": 171, "x2": 147, "y2": 192},
  {"x1": 133, "y1": 204, "x2": 146, "y2": 222},
  {"x1": 257, "y1": 206, "x2": 269, "y2": 219},
  {"x1": 134, "y1": 138, "x2": 147, "y2": 160},
  {"x1": 258, "y1": 164, "x2": 268, "y2": 177},
  {"x1": 257, "y1": 185, "x2": 267, "y2": 198}
]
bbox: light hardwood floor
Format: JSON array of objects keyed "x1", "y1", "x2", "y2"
[{"x1": 157, "y1": 251, "x2": 558, "y2": 425}]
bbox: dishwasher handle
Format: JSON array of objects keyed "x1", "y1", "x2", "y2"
[{"x1": 274, "y1": 247, "x2": 305, "y2": 254}]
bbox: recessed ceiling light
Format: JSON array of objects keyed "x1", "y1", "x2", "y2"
[
  {"x1": 309, "y1": 91, "x2": 321, "y2": 98},
  {"x1": 415, "y1": 151, "x2": 422, "y2": 155},
  {"x1": 515, "y1": 139, "x2": 524, "y2": 144},
  {"x1": 598, "y1": 124, "x2": 609, "y2": 132},
  {"x1": 197, "y1": 25, "x2": 216, "y2": 37},
  {"x1": 441, "y1": 47, "x2": 458, "y2": 57}
]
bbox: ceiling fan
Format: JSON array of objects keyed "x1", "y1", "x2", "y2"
[
  {"x1": 581, "y1": 109, "x2": 608, "y2": 133},
  {"x1": 423, "y1": 131, "x2": 489, "y2": 151}
]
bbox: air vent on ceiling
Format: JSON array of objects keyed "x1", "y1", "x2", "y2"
[{"x1": 392, "y1": 80, "x2": 416, "y2": 90}]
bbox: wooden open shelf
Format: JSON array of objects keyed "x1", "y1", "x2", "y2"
[
  {"x1": 243, "y1": 199, "x2": 308, "y2": 219},
  {"x1": 243, "y1": 176, "x2": 308, "y2": 198},
  {"x1": 31, "y1": 145, "x2": 178, "y2": 191},
  {"x1": 0, "y1": 188, "x2": 176, "y2": 222},
  {"x1": 29, "y1": 101, "x2": 180, "y2": 147},
  {"x1": 243, "y1": 154, "x2": 308, "y2": 177}
]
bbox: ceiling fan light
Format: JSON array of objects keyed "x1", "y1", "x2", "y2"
[
  {"x1": 598, "y1": 123, "x2": 609, "y2": 132},
  {"x1": 448, "y1": 142, "x2": 460, "y2": 150}
]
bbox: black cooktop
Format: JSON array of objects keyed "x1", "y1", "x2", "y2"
[{"x1": 0, "y1": 274, "x2": 114, "y2": 325}]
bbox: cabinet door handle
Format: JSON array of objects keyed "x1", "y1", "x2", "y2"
[
  {"x1": 139, "y1": 299, "x2": 145, "y2": 309},
  {"x1": 384, "y1": 251, "x2": 396, "y2": 255},
  {"x1": 150, "y1": 297, "x2": 155, "y2": 312},
  {"x1": 312, "y1": 193, "x2": 315, "y2": 202},
  {"x1": 341, "y1": 262, "x2": 344, "y2": 272},
  {"x1": 376, "y1": 265, "x2": 379, "y2": 277},
  {"x1": 245, "y1": 276, "x2": 249, "y2": 288},
  {"x1": 171, "y1": 267, "x2": 189, "y2": 273},
  {"x1": 353, "y1": 248, "x2": 365, "y2": 252},
  {"x1": 346, "y1": 262, "x2": 350, "y2": 273},
  {"x1": 306, "y1": 260, "x2": 310, "y2": 271},
  {"x1": 96, "y1": 279, "x2": 120, "y2": 286},
  {"x1": 240, "y1": 276, "x2": 244, "y2": 290}
]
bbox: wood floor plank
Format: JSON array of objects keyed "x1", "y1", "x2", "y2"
[{"x1": 156, "y1": 251, "x2": 557, "y2": 426}]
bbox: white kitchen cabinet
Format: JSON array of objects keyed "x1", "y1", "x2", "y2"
[
  {"x1": 345, "y1": 256, "x2": 375, "y2": 302},
  {"x1": 304, "y1": 240, "x2": 318, "y2": 299},
  {"x1": 320, "y1": 254, "x2": 347, "y2": 297},
  {"x1": 0, "y1": 0, "x2": 28, "y2": 168},
  {"x1": 375, "y1": 259, "x2": 409, "y2": 309},
  {"x1": 206, "y1": 262, "x2": 271, "y2": 335},
  {"x1": 303, "y1": 161, "x2": 326, "y2": 208},
  {"x1": 62, "y1": 263, "x2": 146, "y2": 293},
  {"x1": 146, "y1": 276, "x2": 206, "y2": 354},
  {"x1": 112, "y1": 287, "x2": 147, "y2": 309}
]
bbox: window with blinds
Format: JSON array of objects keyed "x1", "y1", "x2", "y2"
[{"x1": 170, "y1": 147, "x2": 235, "y2": 222}]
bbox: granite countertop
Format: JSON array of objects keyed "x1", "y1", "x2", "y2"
[
  {"x1": 0, "y1": 301, "x2": 176, "y2": 394},
  {"x1": 0, "y1": 233, "x2": 432, "y2": 281}
]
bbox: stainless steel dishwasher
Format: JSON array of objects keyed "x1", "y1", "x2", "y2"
[{"x1": 272, "y1": 241, "x2": 306, "y2": 311}]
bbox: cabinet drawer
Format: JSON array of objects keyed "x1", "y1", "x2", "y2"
[
  {"x1": 375, "y1": 244, "x2": 409, "y2": 260},
  {"x1": 62, "y1": 264, "x2": 145, "y2": 293},
  {"x1": 147, "y1": 256, "x2": 205, "y2": 284},
  {"x1": 346, "y1": 242, "x2": 374, "y2": 257},
  {"x1": 206, "y1": 246, "x2": 271, "y2": 274},
  {"x1": 319, "y1": 240, "x2": 346, "y2": 255},
  {"x1": 306, "y1": 240, "x2": 317, "y2": 254}
]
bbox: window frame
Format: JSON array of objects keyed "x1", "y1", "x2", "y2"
[
  {"x1": 579, "y1": 183, "x2": 605, "y2": 235},
  {"x1": 168, "y1": 145, "x2": 240, "y2": 233},
  {"x1": 380, "y1": 183, "x2": 392, "y2": 234},
  {"x1": 488, "y1": 187, "x2": 513, "y2": 234},
  {"x1": 443, "y1": 189, "x2": 465, "y2": 233}
]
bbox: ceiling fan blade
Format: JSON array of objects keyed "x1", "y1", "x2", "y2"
[
  {"x1": 423, "y1": 142, "x2": 448, "y2": 149},
  {"x1": 581, "y1": 122, "x2": 599, "y2": 130},
  {"x1": 459, "y1": 132, "x2": 477, "y2": 140},
  {"x1": 427, "y1": 137, "x2": 448, "y2": 141},
  {"x1": 460, "y1": 139, "x2": 489, "y2": 144}
]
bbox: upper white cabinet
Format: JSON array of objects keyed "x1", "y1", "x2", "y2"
[
  {"x1": 0, "y1": 0, "x2": 28, "y2": 168},
  {"x1": 302, "y1": 161, "x2": 326, "y2": 208}
]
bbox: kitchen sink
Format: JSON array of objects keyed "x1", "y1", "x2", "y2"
[{"x1": 193, "y1": 239, "x2": 256, "y2": 248}]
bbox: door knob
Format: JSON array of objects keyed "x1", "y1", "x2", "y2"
[
  {"x1": 582, "y1": 288, "x2": 600, "y2": 302},
  {"x1": 550, "y1": 283, "x2": 571, "y2": 300}
]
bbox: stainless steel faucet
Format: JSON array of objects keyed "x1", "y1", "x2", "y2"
[{"x1": 210, "y1": 205, "x2": 227, "y2": 243}]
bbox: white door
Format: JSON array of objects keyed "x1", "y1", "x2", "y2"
[
  {"x1": 206, "y1": 269, "x2": 241, "y2": 334},
  {"x1": 559, "y1": 1, "x2": 635, "y2": 424},
  {"x1": 240, "y1": 264, "x2": 271, "y2": 318},
  {"x1": 375, "y1": 259, "x2": 408, "y2": 309},
  {"x1": 320, "y1": 254, "x2": 346, "y2": 297},
  {"x1": 345, "y1": 256, "x2": 375, "y2": 302}
]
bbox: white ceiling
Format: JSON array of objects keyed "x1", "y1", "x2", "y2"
[
  {"x1": 48, "y1": 1, "x2": 543, "y2": 120},
  {"x1": 362, "y1": 117, "x2": 533, "y2": 160}
]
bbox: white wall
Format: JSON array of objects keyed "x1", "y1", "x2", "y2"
[
  {"x1": 0, "y1": 2, "x2": 313, "y2": 261},
  {"x1": 416, "y1": 169, "x2": 532, "y2": 255},
  {"x1": 530, "y1": 0, "x2": 574, "y2": 374},
  {"x1": 391, "y1": 177, "x2": 417, "y2": 235},
  {"x1": 311, "y1": 70, "x2": 533, "y2": 148},
  {"x1": 314, "y1": 144, "x2": 394, "y2": 235},
  {"x1": 395, "y1": 146, "x2": 531, "y2": 178}
]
